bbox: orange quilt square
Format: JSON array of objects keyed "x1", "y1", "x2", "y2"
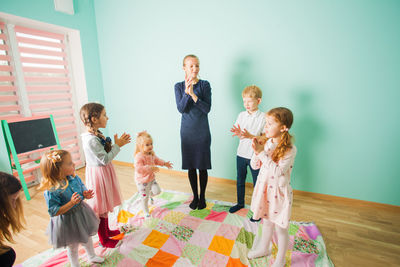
[
  {"x1": 208, "y1": 235, "x2": 235, "y2": 256},
  {"x1": 146, "y1": 249, "x2": 179, "y2": 267},
  {"x1": 226, "y1": 257, "x2": 248, "y2": 267},
  {"x1": 142, "y1": 230, "x2": 170, "y2": 249}
]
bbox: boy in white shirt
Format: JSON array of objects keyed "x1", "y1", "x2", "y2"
[{"x1": 229, "y1": 85, "x2": 266, "y2": 213}]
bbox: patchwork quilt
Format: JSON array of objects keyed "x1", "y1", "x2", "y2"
[{"x1": 21, "y1": 190, "x2": 333, "y2": 267}]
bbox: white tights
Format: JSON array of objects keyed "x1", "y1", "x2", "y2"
[
  {"x1": 248, "y1": 219, "x2": 289, "y2": 267},
  {"x1": 136, "y1": 180, "x2": 161, "y2": 216},
  {"x1": 66, "y1": 237, "x2": 97, "y2": 267}
]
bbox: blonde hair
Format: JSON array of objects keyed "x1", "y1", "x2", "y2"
[
  {"x1": 267, "y1": 107, "x2": 294, "y2": 163},
  {"x1": 135, "y1": 131, "x2": 154, "y2": 156},
  {"x1": 0, "y1": 172, "x2": 25, "y2": 254},
  {"x1": 39, "y1": 150, "x2": 70, "y2": 190},
  {"x1": 183, "y1": 54, "x2": 199, "y2": 66},
  {"x1": 242, "y1": 85, "x2": 262, "y2": 99}
]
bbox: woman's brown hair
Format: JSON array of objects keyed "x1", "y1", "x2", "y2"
[{"x1": 0, "y1": 172, "x2": 25, "y2": 254}]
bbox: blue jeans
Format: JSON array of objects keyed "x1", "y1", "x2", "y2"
[{"x1": 236, "y1": 155, "x2": 259, "y2": 206}]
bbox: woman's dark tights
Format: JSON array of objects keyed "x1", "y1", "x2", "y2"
[{"x1": 188, "y1": 169, "x2": 208, "y2": 209}]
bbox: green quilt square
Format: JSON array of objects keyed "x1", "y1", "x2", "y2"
[
  {"x1": 182, "y1": 243, "x2": 207, "y2": 266},
  {"x1": 162, "y1": 201, "x2": 183, "y2": 210},
  {"x1": 211, "y1": 203, "x2": 231, "y2": 212},
  {"x1": 189, "y1": 208, "x2": 211, "y2": 219},
  {"x1": 236, "y1": 228, "x2": 255, "y2": 249},
  {"x1": 143, "y1": 217, "x2": 160, "y2": 229},
  {"x1": 288, "y1": 223, "x2": 299, "y2": 236},
  {"x1": 223, "y1": 213, "x2": 244, "y2": 227},
  {"x1": 158, "y1": 191, "x2": 175, "y2": 201},
  {"x1": 172, "y1": 225, "x2": 194, "y2": 242},
  {"x1": 127, "y1": 244, "x2": 158, "y2": 265}
]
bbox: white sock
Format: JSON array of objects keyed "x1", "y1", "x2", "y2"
[
  {"x1": 82, "y1": 237, "x2": 104, "y2": 263},
  {"x1": 271, "y1": 224, "x2": 289, "y2": 267},
  {"x1": 248, "y1": 219, "x2": 273, "y2": 259},
  {"x1": 67, "y1": 243, "x2": 80, "y2": 267}
]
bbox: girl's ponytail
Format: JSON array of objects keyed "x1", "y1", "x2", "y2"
[{"x1": 267, "y1": 107, "x2": 294, "y2": 163}]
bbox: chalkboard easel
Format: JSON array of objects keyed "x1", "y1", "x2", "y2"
[{"x1": 1, "y1": 115, "x2": 61, "y2": 200}]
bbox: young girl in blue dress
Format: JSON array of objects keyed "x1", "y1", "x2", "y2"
[
  {"x1": 174, "y1": 54, "x2": 212, "y2": 210},
  {"x1": 39, "y1": 150, "x2": 104, "y2": 267}
]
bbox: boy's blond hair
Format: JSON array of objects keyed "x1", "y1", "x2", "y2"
[{"x1": 242, "y1": 85, "x2": 262, "y2": 99}]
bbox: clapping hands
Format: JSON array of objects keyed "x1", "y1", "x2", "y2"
[
  {"x1": 230, "y1": 125, "x2": 255, "y2": 140},
  {"x1": 83, "y1": 189, "x2": 94, "y2": 199},
  {"x1": 114, "y1": 133, "x2": 131, "y2": 147}
]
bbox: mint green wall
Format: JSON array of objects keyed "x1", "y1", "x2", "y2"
[
  {"x1": 94, "y1": 0, "x2": 400, "y2": 206},
  {"x1": 0, "y1": 0, "x2": 105, "y2": 172}
]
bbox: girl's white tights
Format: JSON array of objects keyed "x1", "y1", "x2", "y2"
[
  {"x1": 67, "y1": 237, "x2": 104, "y2": 267},
  {"x1": 248, "y1": 219, "x2": 289, "y2": 267},
  {"x1": 137, "y1": 180, "x2": 161, "y2": 216}
]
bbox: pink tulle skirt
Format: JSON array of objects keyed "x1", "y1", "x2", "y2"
[{"x1": 85, "y1": 163, "x2": 122, "y2": 216}]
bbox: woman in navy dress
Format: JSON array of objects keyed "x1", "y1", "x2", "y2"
[{"x1": 174, "y1": 54, "x2": 211, "y2": 210}]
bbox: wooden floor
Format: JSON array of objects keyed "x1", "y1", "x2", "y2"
[{"x1": 9, "y1": 162, "x2": 400, "y2": 266}]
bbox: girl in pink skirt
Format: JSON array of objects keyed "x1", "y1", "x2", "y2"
[
  {"x1": 248, "y1": 107, "x2": 297, "y2": 267},
  {"x1": 80, "y1": 103, "x2": 131, "y2": 248}
]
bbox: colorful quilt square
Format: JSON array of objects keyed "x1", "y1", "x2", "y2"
[
  {"x1": 236, "y1": 228, "x2": 255, "y2": 249},
  {"x1": 200, "y1": 250, "x2": 229, "y2": 267},
  {"x1": 223, "y1": 213, "x2": 245, "y2": 227},
  {"x1": 196, "y1": 220, "x2": 220, "y2": 235},
  {"x1": 173, "y1": 257, "x2": 197, "y2": 267},
  {"x1": 229, "y1": 241, "x2": 249, "y2": 265},
  {"x1": 235, "y1": 207, "x2": 250, "y2": 217},
  {"x1": 289, "y1": 223, "x2": 300, "y2": 236},
  {"x1": 226, "y1": 257, "x2": 247, "y2": 267},
  {"x1": 179, "y1": 215, "x2": 203, "y2": 230},
  {"x1": 151, "y1": 207, "x2": 170, "y2": 219},
  {"x1": 163, "y1": 211, "x2": 186, "y2": 224},
  {"x1": 294, "y1": 237, "x2": 319, "y2": 254},
  {"x1": 160, "y1": 235, "x2": 186, "y2": 257},
  {"x1": 211, "y1": 203, "x2": 231, "y2": 212},
  {"x1": 154, "y1": 220, "x2": 176, "y2": 235},
  {"x1": 120, "y1": 228, "x2": 152, "y2": 255},
  {"x1": 117, "y1": 257, "x2": 143, "y2": 267},
  {"x1": 171, "y1": 225, "x2": 194, "y2": 242},
  {"x1": 162, "y1": 201, "x2": 182, "y2": 210},
  {"x1": 142, "y1": 230, "x2": 170, "y2": 249},
  {"x1": 189, "y1": 208, "x2": 211, "y2": 219},
  {"x1": 126, "y1": 244, "x2": 158, "y2": 265},
  {"x1": 216, "y1": 223, "x2": 241, "y2": 240},
  {"x1": 208, "y1": 235, "x2": 235, "y2": 256},
  {"x1": 188, "y1": 230, "x2": 214, "y2": 249},
  {"x1": 158, "y1": 191, "x2": 175, "y2": 201},
  {"x1": 146, "y1": 249, "x2": 179, "y2": 267},
  {"x1": 182, "y1": 243, "x2": 208, "y2": 266},
  {"x1": 205, "y1": 210, "x2": 228, "y2": 222},
  {"x1": 143, "y1": 217, "x2": 160, "y2": 229},
  {"x1": 117, "y1": 209, "x2": 134, "y2": 224}
]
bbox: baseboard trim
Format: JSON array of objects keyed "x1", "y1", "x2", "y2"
[{"x1": 112, "y1": 160, "x2": 400, "y2": 211}]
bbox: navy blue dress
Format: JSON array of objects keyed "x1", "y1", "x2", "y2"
[{"x1": 174, "y1": 80, "x2": 212, "y2": 170}]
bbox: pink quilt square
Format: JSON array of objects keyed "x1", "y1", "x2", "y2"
[
  {"x1": 117, "y1": 258, "x2": 143, "y2": 267},
  {"x1": 160, "y1": 235, "x2": 186, "y2": 257},
  {"x1": 204, "y1": 210, "x2": 228, "y2": 222},
  {"x1": 200, "y1": 250, "x2": 229, "y2": 267},
  {"x1": 216, "y1": 223, "x2": 241, "y2": 240},
  {"x1": 151, "y1": 207, "x2": 170, "y2": 219},
  {"x1": 235, "y1": 208, "x2": 249, "y2": 217},
  {"x1": 188, "y1": 230, "x2": 214, "y2": 249},
  {"x1": 179, "y1": 215, "x2": 203, "y2": 230}
]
